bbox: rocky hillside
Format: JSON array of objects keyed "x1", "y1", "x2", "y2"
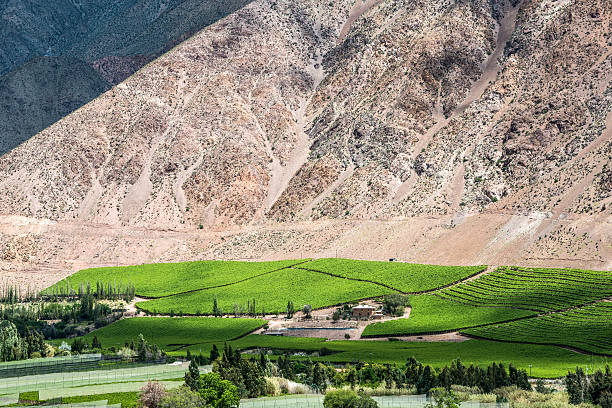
[
  {"x1": 0, "y1": 0, "x2": 610, "y2": 288},
  {"x1": 0, "y1": 0, "x2": 252, "y2": 155},
  {"x1": 0, "y1": 57, "x2": 111, "y2": 156}
]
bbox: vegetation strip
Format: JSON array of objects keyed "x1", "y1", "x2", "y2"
[
  {"x1": 460, "y1": 332, "x2": 612, "y2": 357},
  {"x1": 300, "y1": 259, "x2": 487, "y2": 293},
  {"x1": 294, "y1": 267, "x2": 407, "y2": 293},
  {"x1": 462, "y1": 301, "x2": 612, "y2": 355}
]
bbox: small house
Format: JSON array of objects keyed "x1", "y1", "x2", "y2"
[
  {"x1": 351, "y1": 304, "x2": 377, "y2": 319},
  {"x1": 372, "y1": 310, "x2": 384, "y2": 319}
]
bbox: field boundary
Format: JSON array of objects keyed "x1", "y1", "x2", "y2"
[
  {"x1": 360, "y1": 312, "x2": 539, "y2": 339},
  {"x1": 435, "y1": 293, "x2": 612, "y2": 314},
  {"x1": 362, "y1": 297, "x2": 612, "y2": 350},
  {"x1": 137, "y1": 259, "x2": 313, "y2": 300},
  {"x1": 167, "y1": 322, "x2": 267, "y2": 352},
  {"x1": 293, "y1": 265, "x2": 489, "y2": 295},
  {"x1": 460, "y1": 332, "x2": 612, "y2": 358}
]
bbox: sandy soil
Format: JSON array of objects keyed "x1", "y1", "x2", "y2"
[
  {"x1": 361, "y1": 332, "x2": 470, "y2": 342},
  {"x1": 0, "y1": 208, "x2": 609, "y2": 293},
  {"x1": 255, "y1": 302, "x2": 412, "y2": 341},
  {"x1": 338, "y1": 0, "x2": 384, "y2": 44}
]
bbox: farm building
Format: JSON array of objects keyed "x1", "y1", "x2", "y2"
[
  {"x1": 351, "y1": 304, "x2": 377, "y2": 318},
  {"x1": 372, "y1": 310, "x2": 384, "y2": 319}
]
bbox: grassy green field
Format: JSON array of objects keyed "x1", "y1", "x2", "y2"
[
  {"x1": 303, "y1": 259, "x2": 486, "y2": 292},
  {"x1": 38, "y1": 260, "x2": 612, "y2": 381},
  {"x1": 169, "y1": 335, "x2": 610, "y2": 378},
  {"x1": 362, "y1": 295, "x2": 534, "y2": 337},
  {"x1": 440, "y1": 266, "x2": 612, "y2": 312},
  {"x1": 54, "y1": 317, "x2": 265, "y2": 350},
  {"x1": 62, "y1": 391, "x2": 140, "y2": 408},
  {"x1": 45, "y1": 260, "x2": 304, "y2": 298},
  {"x1": 137, "y1": 268, "x2": 396, "y2": 315},
  {"x1": 463, "y1": 301, "x2": 612, "y2": 355}
]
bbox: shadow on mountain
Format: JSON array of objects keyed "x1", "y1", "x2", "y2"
[{"x1": 0, "y1": 0, "x2": 253, "y2": 156}]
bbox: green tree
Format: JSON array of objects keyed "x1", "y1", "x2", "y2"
[
  {"x1": 601, "y1": 392, "x2": 612, "y2": 408},
  {"x1": 0, "y1": 321, "x2": 24, "y2": 361},
  {"x1": 210, "y1": 344, "x2": 220, "y2": 362},
  {"x1": 565, "y1": 367, "x2": 589, "y2": 404},
  {"x1": 416, "y1": 365, "x2": 437, "y2": 394},
  {"x1": 324, "y1": 389, "x2": 359, "y2": 408},
  {"x1": 302, "y1": 304, "x2": 312, "y2": 319},
  {"x1": 91, "y1": 335, "x2": 101, "y2": 350},
  {"x1": 137, "y1": 334, "x2": 149, "y2": 361},
  {"x1": 286, "y1": 301, "x2": 295, "y2": 318},
  {"x1": 71, "y1": 338, "x2": 85, "y2": 354},
  {"x1": 185, "y1": 359, "x2": 203, "y2": 392},
  {"x1": 199, "y1": 372, "x2": 240, "y2": 408},
  {"x1": 213, "y1": 297, "x2": 220, "y2": 317},
  {"x1": 382, "y1": 294, "x2": 409, "y2": 316},
  {"x1": 425, "y1": 388, "x2": 461, "y2": 408}
]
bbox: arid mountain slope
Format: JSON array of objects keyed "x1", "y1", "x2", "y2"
[
  {"x1": 0, "y1": 57, "x2": 111, "y2": 156},
  {"x1": 0, "y1": 0, "x2": 610, "y2": 289},
  {"x1": 0, "y1": 0, "x2": 252, "y2": 155},
  {"x1": 0, "y1": 0, "x2": 253, "y2": 76}
]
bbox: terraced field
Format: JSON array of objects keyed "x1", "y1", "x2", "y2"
[
  {"x1": 54, "y1": 317, "x2": 265, "y2": 350},
  {"x1": 137, "y1": 268, "x2": 396, "y2": 314},
  {"x1": 438, "y1": 266, "x2": 612, "y2": 312},
  {"x1": 463, "y1": 301, "x2": 612, "y2": 355},
  {"x1": 361, "y1": 295, "x2": 534, "y2": 337},
  {"x1": 301, "y1": 259, "x2": 486, "y2": 293},
  {"x1": 45, "y1": 260, "x2": 304, "y2": 298}
]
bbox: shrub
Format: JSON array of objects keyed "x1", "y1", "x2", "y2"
[
  {"x1": 324, "y1": 389, "x2": 379, "y2": 408},
  {"x1": 140, "y1": 380, "x2": 167, "y2": 408},
  {"x1": 71, "y1": 338, "x2": 85, "y2": 354},
  {"x1": 382, "y1": 294, "x2": 410, "y2": 316},
  {"x1": 324, "y1": 389, "x2": 359, "y2": 408},
  {"x1": 118, "y1": 346, "x2": 136, "y2": 360},
  {"x1": 601, "y1": 392, "x2": 612, "y2": 408},
  {"x1": 265, "y1": 377, "x2": 281, "y2": 396},
  {"x1": 426, "y1": 388, "x2": 461, "y2": 408},
  {"x1": 302, "y1": 304, "x2": 312, "y2": 318}
]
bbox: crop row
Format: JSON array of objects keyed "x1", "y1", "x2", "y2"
[
  {"x1": 137, "y1": 268, "x2": 396, "y2": 315},
  {"x1": 45, "y1": 259, "x2": 486, "y2": 301},
  {"x1": 303, "y1": 259, "x2": 486, "y2": 293},
  {"x1": 361, "y1": 295, "x2": 533, "y2": 337},
  {"x1": 462, "y1": 301, "x2": 612, "y2": 355},
  {"x1": 439, "y1": 266, "x2": 612, "y2": 312},
  {"x1": 45, "y1": 260, "x2": 305, "y2": 298},
  {"x1": 52, "y1": 317, "x2": 266, "y2": 351}
]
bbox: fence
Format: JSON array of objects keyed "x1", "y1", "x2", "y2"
[
  {"x1": 0, "y1": 395, "x2": 122, "y2": 407},
  {"x1": 0, "y1": 354, "x2": 103, "y2": 379},
  {"x1": 0, "y1": 354, "x2": 170, "y2": 379},
  {"x1": 240, "y1": 394, "x2": 510, "y2": 408},
  {"x1": 0, "y1": 362, "x2": 211, "y2": 397}
]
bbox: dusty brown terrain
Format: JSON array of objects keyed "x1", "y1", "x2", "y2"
[{"x1": 0, "y1": 0, "x2": 610, "y2": 289}]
